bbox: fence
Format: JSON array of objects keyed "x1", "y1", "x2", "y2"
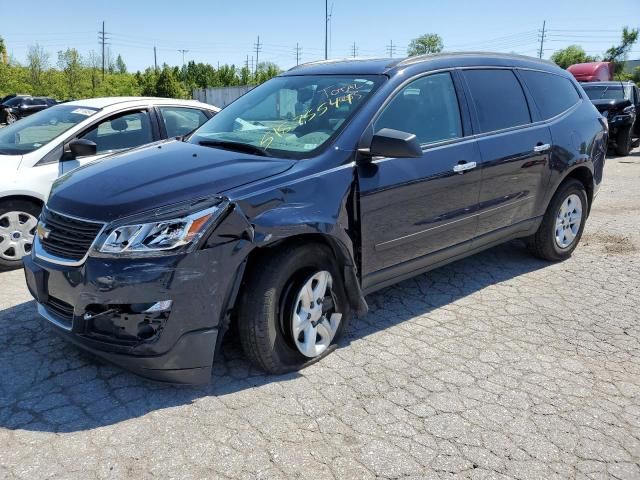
[{"x1": 192, "y1": 85, "x2": 255, "y2": 108}]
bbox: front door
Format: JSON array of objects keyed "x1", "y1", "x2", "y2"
[
  {"x1": 60, "y1": 109, "x2": 155, "y2": 174},
  {"x1": 358, "y1": 71, "x2": 482, "y2": 290}
]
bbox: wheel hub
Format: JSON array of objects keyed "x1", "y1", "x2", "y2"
[
  {"x1": 554, "y1": 194, "x2": 583, "y2": 249},
  {"x1": 0, "y1": 211, "x2": 38, "y2": 261},
  {"x1": 290, "y1": 270, "x2": 342, "y2": 358}
]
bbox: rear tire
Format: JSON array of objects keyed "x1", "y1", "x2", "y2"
[
  {"x1": 527, "y1": 179, "x2": 588, "y2": 262},
  {"x1": 615, "y1": 126, "x2": 632, "y2": 156},
  {"x1": 0, "y1": 200, "x2": 41, "y2": 271},
  {"x1": 237, "y1": 243, "x2": 350, "y2": 374}
]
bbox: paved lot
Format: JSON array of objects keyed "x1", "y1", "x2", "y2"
[{"x1": 1, "y1": 152, "x2": 640, "y2": 479}]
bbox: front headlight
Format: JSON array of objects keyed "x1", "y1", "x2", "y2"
[
  {"x1": 95, "y1": 202, "x2": 225, "y2": 256},
  {"x1": 622, "y1": 105, "x2": 635, "y2": 114}
]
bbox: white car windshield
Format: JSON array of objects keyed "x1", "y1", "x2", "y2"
[
  {"x1": 0, "y1": 104, "x2": 98, "y2": 155},
  {"x1": 189, "y1": 74, "x2": 384, "y2": 159}
]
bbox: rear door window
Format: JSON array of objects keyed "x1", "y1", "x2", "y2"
[
  {"x1": 463, "y1": 69, "x2": 531, "y2": 133},
  {"x1": 159, "y1": 107, "x2": 210, "y2": 137},
  {"x1": 519, "y1": 70, "x2": 581, "y2": 119}
]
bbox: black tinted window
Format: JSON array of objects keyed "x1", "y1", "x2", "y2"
[
  {"x1": 464, "y1": 69, "x2": 531, "y2": 133},
  {"x1": 520, "y1": 70, "x2": 580, "y2": 119},
  {"x1": 375, "y1": 72, "x2": 462, "y2": 144}
]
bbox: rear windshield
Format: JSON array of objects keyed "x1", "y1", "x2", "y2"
[
  {"x1": 0, "y1": 104, "x2": 98, "y2": 155},
  {"x1": 582, "y1": 84, "x2": 630, "y2": 101}
]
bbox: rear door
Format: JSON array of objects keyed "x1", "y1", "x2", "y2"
[
  {"x1": 460, "y1": 68, "x2": 552, "y2": 240},
  {"x1": 358, "y1": 70, "x2": 482, "y2": 288}
]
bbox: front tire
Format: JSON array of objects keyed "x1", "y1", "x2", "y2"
[
  {"x1": 237, "y1": 243, "x2": 350, "y2": 374},
  {"x1": 0, "y1": 200, "x2": 41, "y2": 271},
  {"x1": 5, "y1": 112, "x2": 17, "y2": 125},
  {"x1": 527, "y1": 179, "x2": 588, "y2": 262}
]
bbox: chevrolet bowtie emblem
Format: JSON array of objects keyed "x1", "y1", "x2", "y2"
[{"x1": 37, "y1": 222, "x2": 52, "y2": 240}]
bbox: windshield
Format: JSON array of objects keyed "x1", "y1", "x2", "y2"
[
  {"x1": 582, "y1": 84, "x2": 630, "y2": 101},
  {"x1": 189, "y1": 74, "x2": 384, "y2": 159},
  {"x1": 0, "y1": 104, "x2": 97, "y2": 155}
]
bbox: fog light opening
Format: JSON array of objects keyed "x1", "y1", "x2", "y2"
[{"x1": 143, "y1": 300, "x2": 173, "y2": 313}]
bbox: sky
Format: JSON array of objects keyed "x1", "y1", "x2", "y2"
[{"x1": 1, "y1": 0, "x2": 639, "y2": 72}]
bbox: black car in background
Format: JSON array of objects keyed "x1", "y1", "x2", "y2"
[
  {"x1": 0, "y1": 96, "x2": 58, "y2": 124},
  {"x1": 24, "y1": 53, "x2": 608, "y2": 384},
  {"x1": 581, "y1": 81, "x2": 639, "y2": 155}
]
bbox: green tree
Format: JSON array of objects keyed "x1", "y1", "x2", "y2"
[
  {"x1": 86, "y1": 50, "x2": 102, "y2": 95},
  {"x1": 155, "y1": 64, "x2": 187, "y2": 98},
  {"x1": 255, "y1": 62, "x2": 280, "y2": 84},
  {"x1": 550, "y1": 45, "x2": 597, "y2": 69},
  {"x1": 0, "y1": 36, "x2": 7, "y2": 65},
  {"x1": 603, "y1": 27, "x2": 639, "y2": 78},
  {"x1": 27, "y1": 43, "x2": 50, "y2": 93},
  {"x1": 57, "y1": 48, "x2": 84, "y2": 99},
  {"x1": 407, "y1": 34, "x2": 443, "y2": 57},
  {"x1": 115, "y1": 54, "x2": 127, "y2": 74}
]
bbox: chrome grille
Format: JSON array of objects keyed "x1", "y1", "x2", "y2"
[{"x1": 39, "y1": 208, "x2": 104, "y2": 261}]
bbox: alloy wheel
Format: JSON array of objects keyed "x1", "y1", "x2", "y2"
[
  {"x1": 290, "y1": 270, "x2": 342, "y2": 358},
  {"x1": 0, "y1": 211, "x2": 38, "y2": 261},
  {"x1": 554, "y1": 194, "x2": 583, "y2": 249},
  {"x1": 6, "y1": 112, "x2": 17, "y2": 124}
]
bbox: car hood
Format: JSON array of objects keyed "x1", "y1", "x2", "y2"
[
  {"x1": 0, "y1": 154, "x2": 23, "y2": 172},
  {"x1": 48, "y1": 140, "x2": 295, "y2": 222},
  {"x1": 590, "y1": 98, "x2": 631, "y2": 113}
]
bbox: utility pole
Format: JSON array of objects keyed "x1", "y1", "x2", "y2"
[
  {"x1": 153, "y1": 46, "x2": 158, "y2": 72},
  {"x1": 178, "y1": 49, "x2": 189, "y2": 67},
  {"x1": 245, "y1": 55, "x2": 249, "y2": 70},
  {"x1": 386, "y1": 40, "x2": 396, "y2": 57},
  {"x1": 295, "y1": 42, "x2": 302, "y2": 65},
  {"x1": 538, "y1": 20, "x2": 546, "y2": 59},
  {"x1": 324, "y1": 0, "x2": 328, "y2": 59},
  {"x1": 254, "y1": 35, "x2": 262, "y2": 74},
  {"x1": 98, "y1": 21, "x2": 111, "y2": 80},
  {"x1": 351, "y1": 41, "x2": 358, "y2": 58},
  {"x1": 250, "y1": 56, "x2": 254, "y2": 73}
]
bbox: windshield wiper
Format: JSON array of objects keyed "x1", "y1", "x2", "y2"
[{"x1": 198, "y1": 140, "x2": 272, "y2": 157}]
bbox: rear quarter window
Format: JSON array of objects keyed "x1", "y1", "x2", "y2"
[
  {"x1": 519, "y1": 70, "x2": 581, "y2": 120},
  {"x1": 463, "y1": 69, "x2": 531, "y2": 133}
]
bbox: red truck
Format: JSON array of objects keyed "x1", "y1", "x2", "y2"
[{"x1": 567, "y1": 62, "x2": 614, "y2": 82}]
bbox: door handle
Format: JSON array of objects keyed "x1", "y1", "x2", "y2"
[
  {"x1": 533, "y1": 143, "x2": 551, "y2": 152},
  {"x1": 453, "y1": 161, "x2": 477, "y2": 173}
]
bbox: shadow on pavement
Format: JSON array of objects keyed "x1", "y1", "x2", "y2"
[{"x1": 0, "y1": 240, "x2": 549, "y2": 433}]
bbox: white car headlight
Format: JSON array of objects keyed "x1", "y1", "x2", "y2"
[{"x1": 96, "y1": 205, "x2": 222, "y2": 256}]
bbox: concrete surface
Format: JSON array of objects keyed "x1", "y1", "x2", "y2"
[{"x1": 1, "y1": 152, "x2": 639, "y2": 479}]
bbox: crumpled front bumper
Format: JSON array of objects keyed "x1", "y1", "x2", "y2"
[{"x1": 22, "y1": 243, "x2": 246, "y2": 384}]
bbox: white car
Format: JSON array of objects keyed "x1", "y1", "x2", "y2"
[{"x1": 0, "y1": 96, "x2": 219, "y2": 270}]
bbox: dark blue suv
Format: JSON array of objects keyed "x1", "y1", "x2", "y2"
[{"x1": 23, "y1": 53, "x2": 608, "y2": 383}]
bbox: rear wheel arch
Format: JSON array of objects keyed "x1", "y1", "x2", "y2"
[{"x1": 561, "y1": 166, "x2": 594, "y2": 215}]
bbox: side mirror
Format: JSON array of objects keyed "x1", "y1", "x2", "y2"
[
  {"x1": 67, "y1": 138, "x2": 97, "y2": 158},
  {"x1": 367, "y1": 128, "x2": 423, "y2": 159}
]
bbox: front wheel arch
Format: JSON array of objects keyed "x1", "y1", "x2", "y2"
[{"x1": 239, "y1": 233, "x2": 366, "y2": 317}]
